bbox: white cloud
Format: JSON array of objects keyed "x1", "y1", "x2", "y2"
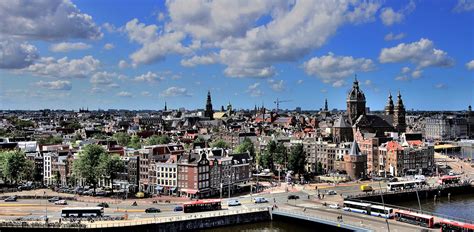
[
  {"x1": 0, "y1": 0, "x2": 102, "y2": 40},
  {"x1": 453, "y1": 0, "x2": 474, "y2": 12},
  {"x1": 384, "y1": 32, "x2": 405, "y2": 41},
  {"x1": 124, "y1": 18, "x2": 191, "y2": 65},
  {"x1": 117, "y1": 91, "x2": 132, "y2": 97},
  {"x1": 332, "y1": 80, "x2": 346, "y2": 88},
  {"x1": 107, "y1": 83, "x2": 120, "y2": 88},
  {"x1": 23, "y1": 55, "x2": 100, "y2": 78},
  {"x1": 268, "y1": 79, "x2": 285, "y2": 92},
  {"x1": 224, "y1": 66, "x2": 275, "y2": 78},
  {"x1": 401, "y1": 66, "x2": 411, "y2": 74},
  {"x1": 466, "y1": 60, "x2": 474, "y2": 70},
  {"x1": 0, "y1": 39, "x2": 38, "y2": 69},
  {"x1": 395, "y1": 75, "x2": 409, "y2": 81},
  {"x1": 50, "y1": 42, "x2": 91, "y2": 52},
  {"x1": 246, "y1": 82, "x2": 263, "y2": 97},
  {"x1": 118, "y1": 60, "x2": 128, "y2": 69},
  {"x1": 181, "y1": 53, "x2": 219, "y2": 67},
  {"x1": 297, "y1": 79, "x2": 303, "y2": 84},
  {"x1": 141, "y1": 91, "x2": 152, "y2": 96},
  {"x1": 35, "y1": 80, "x2": 72, "y2": 90},
  {"x1": 411, "y1": 69, "x2": 422, "y2": 78},
  {"x1": 380, "y1": 1, "x2": 415, "y2": 26},
  {"x1": 157, "y1": 12, "x2": 165, "y2": 21},
  {"x1": 90, "y1": 71, "x2": 116, "y2": 85},
  {"x1": 434, "y1": 83, "x2": 447, "y2": 89},
  {"x1": 133, "y1": 71, "x2": 163, "y2": 83},
  {"x1": 102, "y1": 22, "x2": 116, "y2": 33},
  {"x1": 103, "y1": 43, "x2": 114, "y2": 50},
  {"x1": 129, "y1": 1, "x2": 380, "y2": 78},
  {"x1": 160, "y1": 87, "x2": 191, "y2": 97},
  {"x1": 379, "y1": 38, "x2": 454, "y2": 69},
  {"x1": 303, "y1": 52, "x2": 374, "y2": 85}
]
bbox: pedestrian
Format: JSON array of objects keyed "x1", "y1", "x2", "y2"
[{"x1": 273, "y1": 198, "x2": 276, "y2": 203}]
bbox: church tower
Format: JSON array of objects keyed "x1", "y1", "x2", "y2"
[
  {"x1": 393, "y1": 91, "x2": 406, "y2": 132},
  {"x1": 204, "y1": 90, "x2": 214, "y2": 119},
  {"x1": 324, "y1": 98, "x2": 329, "y2": 111},
  {"x1": 346, "y1": 76, "x2": 366, "y2": 124},
  {"x1": 384, "y1": 92, "x2": 394, "y2": 115},
  {"x1": 164, "y1": 102, "x2": 167, "y2": 111}
]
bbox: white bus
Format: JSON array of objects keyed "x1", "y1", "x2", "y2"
[
  {"x1": 387, "y1": 180, "x2": 426, "y2": 191},
  {"x1": 370, "y1": 205, "x2": 394, "y2": 218},
  {"x1": 61, "y1": 207, "x2": 104, "y2": 218},
  {"x1": 343, "y1": 201, "x2": 371, "y2": 214}
]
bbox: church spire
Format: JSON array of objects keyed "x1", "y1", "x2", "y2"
[
  {"x1": 384, "y1": 92, "x2": 394, "y2": 115},
  {"x1": 204, "y1": 90, "x2": 214, "y2": 119},
  {"x1": 324, "y1": 98, "x2": 328, "y2": 111},
  {"x1": 164, "y1": 101, "x2": 167, "y2": 111}
]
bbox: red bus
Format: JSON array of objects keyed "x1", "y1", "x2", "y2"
[
  {"x1": 439, "y1": 219, "x2": 474, "y2": 232},
  {"x1": 438, "y1": 176, "x2": 461, "y2": 185},
  {"x1": 394, "y1": 210, "x2": 434, "y2": 228},
  {"x1": 183, "y1": 199, "x2": 222, "y2": 213}
]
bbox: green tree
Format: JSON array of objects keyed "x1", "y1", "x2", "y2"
[
  {"x1": 38, "y1": 135, "x2": 63, "y2": 145},
  {"x1": 52, "y1": 171, "x2": 61, "y2": 187},
  {"x1": 194, "y1": 136, "x2": 205, "y2": 144},
  {"x1": 287, "y1": 144, "x2": 306, "y2": 175},
  {"x1": 211, "y1": 139, "x2": 229, "y2": 149},
  {"x1": 146, "y1": 135, "x2": 171, "y2": 145},
  {"x1": 274, "y1": 143, "x2": 288, "y2": 167},
  {"x1": 128, "y1": 135, "x2": 142, "y2": 149},
  {"x1": 235, "y1": 138, "x2": 255, "y2": 157},
  {"x1": 100, "y1": 154, "x2": 125, "y2": 193},
  {"x1": 0, "y1": 151, "x2": 32, "y2": 184},
  {"x1": 73, "y1": 144, "x2": 107, "y2": 193},
  {"x1": 113, "y1": 132, "x2": 131, "y2": 146}
]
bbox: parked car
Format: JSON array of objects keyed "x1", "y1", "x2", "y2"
[
  {"x1": 173, "y1": 206, "x2": 183, "y2": 212},
  {"x1": 97, "y1": 202, "x2": 109, "y2": 208},
  {"x1": 94, "y1": 191, "x2": 107, "y2": 197},
  {"x1": 329, "y1": 203, "x2": 340, "y2": 209},
  {"x1": 228, "y1": 199, "x2": 241, "y2": 207},
  {"x1": 54, "y1": 200, "x2": 67, "y2": 205},
  {"x1": 287, "y1": 195, "x2": 299, "y2": 200},
  {"x1": 388, "y1": 177, "x2": 398, "y2": 182},
  {"x1": 145, "y1": 207, "x2": 161, "y2": 213},
  {"x1": 4, "y1": 196, "x2": 17, "y2": 202},
  {"x1": 48, "y1": 197, "x2": 60, "y2": 202},
  {"x1": 326, "y1": 190, "x2": 337, "y2": 195},
  {"x1": 254, "y1": 197, "x2": 268, "y2": 204}
]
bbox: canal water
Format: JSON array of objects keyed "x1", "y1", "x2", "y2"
[
  {"x1": 201, "y1": 193, "x2": 474, "y2": 231},
  {"x1": 200, "y1": 220, "x2": 313, "y2": 232},
  {"x1": 396, "y1": 192, "x2": 474, "y2": 222}
]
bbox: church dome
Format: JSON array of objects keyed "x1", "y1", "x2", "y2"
[{"x1": 347, "y1": 78, "x2": 366, "y2": 101}]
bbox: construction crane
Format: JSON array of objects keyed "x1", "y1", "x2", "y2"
[{"x1": 274, "y1": 98, "x2": 292, "y2": 112}]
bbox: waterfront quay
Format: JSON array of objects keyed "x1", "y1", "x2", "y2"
[{"x1": 1, "y1": 181, "x2": 473, "y2": 231}]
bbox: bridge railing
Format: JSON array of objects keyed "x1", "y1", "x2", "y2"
[
  {"x1": 0, "y1": 207, "x2": 270, "y2": 229},
  {"x1": 273, "y1": 208, "x2": 372, "y2": 232}
]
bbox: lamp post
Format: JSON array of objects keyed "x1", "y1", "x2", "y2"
[{"x1": 377, "y1": 181, "x2": 390, "y2": 232}]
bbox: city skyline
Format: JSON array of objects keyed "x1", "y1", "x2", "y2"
[{"x1": 0, "y1": 0, "x2": 473, "y2": 111}]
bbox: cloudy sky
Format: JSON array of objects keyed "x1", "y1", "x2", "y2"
[{"x1": 0, "y1": 0, "x2": 473, "y2": 111}]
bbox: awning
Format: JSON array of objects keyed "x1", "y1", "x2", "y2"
[
  {"x1": 155, "y1": 185, "x2": 164, "y2": 191},
  {"x1": 181, "y1": 189, "x2": 198, "y2": 194}
]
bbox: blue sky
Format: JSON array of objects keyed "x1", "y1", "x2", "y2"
[{"x1": 0, "y1": 0, "x2": 473, "y2": 111}]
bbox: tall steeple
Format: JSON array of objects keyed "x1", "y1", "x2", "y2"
[
  {"x1": 384, "y1": 92, "x2": 394, "y2": 115},
  {"x1": 324, "y1": 98, "x2": 328, "y2": 111},
  {"x1": 346, "y1": 75, "x2": 366, "y2": 124},
  {"x1": 204, "y1": 90, "x2": 214, "y2": 119},
  {"x1": 393, "y1": 91, "x2": 406, "y2": 132},
  {"x1": 164, "y1": 102, "x2": 167, "y2": 111}
]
